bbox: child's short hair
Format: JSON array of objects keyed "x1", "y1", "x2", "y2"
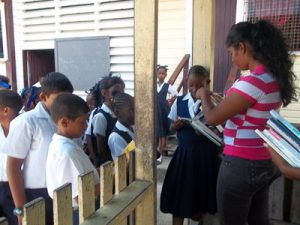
[
  {"x1": 40, "y1": 72, "x2": 73, "y2": 95},
  {"x1": 0, "y1": 90, "x2": 23, "y2": 113},
  {"x1": 188, "y1": 65, "x2": 209, "y2": 79},
  {"x1": 50, "y1": 93, "x2": 89, "y2": 123}
]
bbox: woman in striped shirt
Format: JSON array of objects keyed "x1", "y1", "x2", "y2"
[{"x1": 196, "y1": 20, "x2": 298, "y2": 225}]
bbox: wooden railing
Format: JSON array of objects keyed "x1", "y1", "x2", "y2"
[
  {"x1": 0, "y1": 152, "x2": 153, "y2": 225},
  {"x1": 167, "y1": 54, "x2": 190, "y2": 94}
]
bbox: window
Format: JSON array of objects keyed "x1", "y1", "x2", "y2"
[
  {"x1": 0, "y1": 2, "x2": 7, "y2": 59},
  {"x1": 244, "y1": 0, "x2": 300, "y2": 51}
]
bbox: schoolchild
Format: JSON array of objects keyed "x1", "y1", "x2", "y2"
[
  {"x1": 156, "y1": 65, "x2": 178, "y2": 163},
  {"x1": 0, "y1": 75, "x2": 11, "y2": 90},
  {"x1": 83, "y1": 82, "x2": 102, "y2": 155},
  {"x1": 90, "y1": 76, "x2": 125, "y2": 166},
  {"x1": 4, "y1": 72, "x2": 74, "y2": 225},
  {"x1": 160, "y1": 65, "x2": 220, "y2": 225},
  {"x1": 46, "y1": 93, "x2": 100, "y2": 225},
  {"x1": 0, "y1": 90, "x2": 22, "y2": 225},
  {"x1": 196, "y1": 20, "x2": 298, "y2": 225},
  {"x1": 108, "y1": 93, "x2": 134, "y2": 160},
  {"x1": 20, "y1": 86, "x2": 40, "y2": 112}
]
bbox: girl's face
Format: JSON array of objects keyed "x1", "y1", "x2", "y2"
[
  {"x1": 86, "y1": 93, "x2": 96, "y2": 111},
  {"x1": 117, "y1": 98, "x2": 134, "y2": 126},
  {"x1": 157, "y1": 68, "x2": 167, "y2": 83},
  {"x1": 228, "y1": 43, "x2": 250, "y2": 70},
  {"x1": 103, "y1": 83, "x2": 125, "y2": 105},
  {"x1": 188, "y1": 74, "x2": 210, "y2": 99}
]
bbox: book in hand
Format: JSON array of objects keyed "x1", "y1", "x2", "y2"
[
  {"x1": 255, "y1": 109, "x2": 300, "y2": 168},
  {"x1": 255, "y1": 129, "x2": 300, "y2": 168},
  {"x1": 179, "y1": 117, "x2": 223, "y2": 147}
]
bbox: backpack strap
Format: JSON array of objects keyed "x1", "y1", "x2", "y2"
[{"x1": 112, "y1": 127, "x2": 133, "y2": 144}]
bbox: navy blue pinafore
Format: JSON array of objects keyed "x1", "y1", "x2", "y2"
[
  {"x1": 160, "y1": 95, "x2": 220, "y2": 218},
  {"x1": 157, "y1": 83, "x2": 171, "y2": 137}
]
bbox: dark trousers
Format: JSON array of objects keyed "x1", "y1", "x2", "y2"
[
  {"x1": 0, "y1": 182, "x2": 18, "y2": 225},
  {"x1": 217, "y1": 154, "x2": 279, "y2": 225},
  {"x1": 25, "y1": 188, "x2": 53, "y2": 225}
]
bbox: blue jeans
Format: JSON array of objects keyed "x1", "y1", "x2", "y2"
[{"x1": 217, "y1": 154, "x2": 279, "y2": 225}]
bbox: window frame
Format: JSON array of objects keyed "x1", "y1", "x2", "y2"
[{"x1": 0, "y1": 2, "x2": 8, "y2": 61}]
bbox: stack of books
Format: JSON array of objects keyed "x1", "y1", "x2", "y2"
[
  {"x1": 179, "y1": 116, "x2": 223, "y2": 147},
  {"x1": 255, "y1": 110, "x2": 300, "y2": 168}
]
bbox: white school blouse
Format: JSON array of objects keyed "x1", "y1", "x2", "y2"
[
  {"x1": 46, "y1": 134, "x2": 100, "y2": 207},
  {"x1": 168, "y1": 92, "x2": 201, "y2": 121},
  {"x1": 0, "y1": 126, "x2": 7, "y2": 182},
  {"x1": 108, "y1": 121, "x2": 135, "y2": 160},
  {"x1": 3, "y1": 102, "x2": 57, "y2": 189},
  {"x1": 92, "y1": 104, "x2": 116, "y2": 137},
  {"x1": 157, "y1": 82, "x2": 178, "y2": 97}
]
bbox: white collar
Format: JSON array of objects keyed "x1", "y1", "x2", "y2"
[
  {"x1": 182, "y1": 92, "x2": 201, "y2": 118},
  {"x1": 157, "y1": 82, "x2": 166, "y2": 93},
  {"x1": 115, "y1": 121, "x2": 135, "y2": 139},
  {"x1": 101, "y1": 103, "x2": 116, "y2": 117},
  {"x1": 52, "y1": 133, "x2": 81, "y2": 149},
  {"x1": 34, "y1": 102, "x2": 53, "y2": 121}
]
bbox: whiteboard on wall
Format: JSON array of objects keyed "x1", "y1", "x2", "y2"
[{"x1": 55, "y1": 36, "x2": 110, "y2": 90}]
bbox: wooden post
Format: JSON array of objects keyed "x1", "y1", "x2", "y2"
[
  {"x1": 192, "y1": 0, "x2": 215, "y2": 80},
  {"x1": 100, "y1": 161, "x2": 114, "y2": 207},
  {"x1": 23, "y1": 197, "x2": 45, "y2": 225},
  {"x1": 115, "y1": 154, "x2": 127, "y2": 194},
  {"x1": 134, "y1": 0, "x2": 158, "y2": 224},
  {"x1": 115, "y1": 154, "x2": 128, "y2": 225},
  {"x1": 53, "y1": 183, "x2": 73, "y2": 225},
  {"x1": 0, "y1": 218, "x2": 8, "y2": 225},
  {"x1": 78, "y1": 171, "x2": 95, "y2": 223}
]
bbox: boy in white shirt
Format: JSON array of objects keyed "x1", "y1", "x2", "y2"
[
  {"x1": 4, "y1": 72, "x2": 74, "y2": 225},
  {"x1": 46, "y1": 93, "x2": 100, "y2": 225},
  {"x1": 0, "y1": 90, "x2": 22, "y2": 225}
]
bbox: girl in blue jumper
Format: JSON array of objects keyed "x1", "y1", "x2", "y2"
[
  {"x1": 156, "y1": 65, "x2": 178, "y2": 162},
  {"x1": 160, "y1": 65, "x2": 220, "y2": 225}
]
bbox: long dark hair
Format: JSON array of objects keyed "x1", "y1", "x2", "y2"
[{"x1": 226, "y1": 20, "x2": 298, "y2": 107}]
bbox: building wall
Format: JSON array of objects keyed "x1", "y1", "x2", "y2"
[
  {"x1": 280, "y1": 54, "x2": 300, "y2": 124},
  {"x1": 157, "y1": 0, "x2": 187, "y2": 83},
  {"x1": 12, "y1": 0, "x2": 190, "y2": 94},
  {"x1": 12, "y1": 0, "x2": 134, "y2": 94}
]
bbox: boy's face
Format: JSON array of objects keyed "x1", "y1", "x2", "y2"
[
  {"x1": 0, "y1": 107, "x2": 18, "y2": 123},
  {"x1": 57, "y1": 113, "x2": 88, "y2": 139},
  {"x1": 40, "y1": 92, "x2": 67, "y2": 112}
]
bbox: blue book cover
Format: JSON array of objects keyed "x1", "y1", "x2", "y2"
[
  {"x1": 270, "y1": 110, "x2": 300, "y2": 140},
  {"x1": 267, "y1": 118, "x2": 300, "y2": 152}
]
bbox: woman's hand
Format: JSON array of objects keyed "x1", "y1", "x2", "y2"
[
  {"x1": 265, "y1": 144, "x2": 288, "y2": 170},
  {"x1": 195, "y1": 87, "x2": 211, "y2": 100}
]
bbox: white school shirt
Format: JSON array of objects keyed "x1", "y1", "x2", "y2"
[
  {"x1": 3, "y1": 102, "x2": 57, "y2": 188},
  {"x1": 46, "y1": 134, "x2": 100, "y2": 207},
  {"x1": 0, "y1": 125, "x2": 7, "y2": 181},
  {"x1": 168, "y1": 92, "x2": 201, "y2": 121},
  {"x1": 108, "y1": 121, "x2": 135, "y2": 160},
  {"x1": 85, "y1": 108, "x2": 97, "y2": 136},
  {"x1": 157, "y1": 82, "x2": 178, "y2": 97},
  {"x1": 92, "y1": 104, "x2": 116, "y2": 137}
]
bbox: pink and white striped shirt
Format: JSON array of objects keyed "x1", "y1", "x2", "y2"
[{"x1": 223, "y1": 65, "x2": 282, "y2": 160}]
